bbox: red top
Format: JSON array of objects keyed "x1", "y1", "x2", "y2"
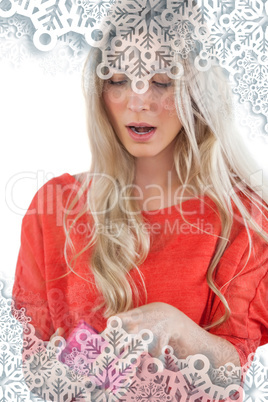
[{"x1": 12, "y1": 173, "x2": 268, "y2": 366}]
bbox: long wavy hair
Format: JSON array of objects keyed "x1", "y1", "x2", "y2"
[{"x1": 63, "y1": 27, "x2": 268, "y2": 329}]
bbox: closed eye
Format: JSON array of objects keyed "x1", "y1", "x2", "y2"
[
  {"x1": 152, "y1": 81, "x2": 172, "y2": 88},
  {"x1": 108, "y1": 79, "x2": 128, "y2": 86}
]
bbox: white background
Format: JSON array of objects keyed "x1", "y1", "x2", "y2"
[
  {"x1": 1, "y1": 54, "x2": 268, "y2": 362},
  {"x1": 1, "y1": 59, "x2": 90, "y2": 281}
]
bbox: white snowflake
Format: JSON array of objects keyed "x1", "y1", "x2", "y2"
[
  {"x1": 131, "y1": 379, "x2": 171, "y2": 401},
  {"x1": 0, "y1": 0, "x2": 265, "y2": 125},
  {"x1": 0, "y1": 276, "x2": 267, "y2": 400},
  {"x1": 171, "y1": 20, "x2": 196, "y2": 58},
  {"x1": 78, "y1": 0, "x2": 115, "y2": 23},
  {"x1": 233, "y1": 50, "x2": 268, "y2": 117},
  {"x1": 243, "y1": 355, "x2": 268, "y2": 402}
]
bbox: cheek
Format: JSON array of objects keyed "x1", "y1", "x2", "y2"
[
  {"x1": 103, "y1": 87, "x2": 127, "y2": 105},
  {"x1": 145, "y1": 92, "x2": 170, "y2": 117},
  {"x1": 162, "y1": 94, "x2": 176, "y2": 110},
  {"x1": 149, "y1": 88, "x2": 176, "y2": 114},
  {"x1": 161, "y1": 94, "x2": 178, "y2": 117}
]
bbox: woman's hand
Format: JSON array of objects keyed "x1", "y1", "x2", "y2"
[
  {"x1": 116, "y1": 302, "x2": 241, "y2": 368},
  {"x1": 116, "y1": 302, "x2": 184, "y2": 357}
]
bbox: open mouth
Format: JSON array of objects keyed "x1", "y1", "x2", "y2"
[{"x1": 128, "y1": 126, "x2": 155, "y2": 135}]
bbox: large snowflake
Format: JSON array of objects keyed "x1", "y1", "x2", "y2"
[
  {"x1": 0, "y1": 1, "x2": 266, "y2": 122},
  {"x1": 233, "y1": 49, "x2": 268, "y2": 117},
  {"x1": 243, "y1": 354, "x2": 268, "y2": 402}
]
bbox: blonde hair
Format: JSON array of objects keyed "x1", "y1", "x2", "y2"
[{"x1": 63, "y1": 45, "x2": 268, "y2": 329}]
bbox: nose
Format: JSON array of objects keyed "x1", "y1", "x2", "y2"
[{"x1": 127, "y1": 92, "x2": 150, "y2": 112}]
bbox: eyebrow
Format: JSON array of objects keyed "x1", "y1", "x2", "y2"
[
  {"x1": 151, "y1": 74, "x2": 171, "y2": 81},
  {"x1": 110, "y1": 72, "x2": 128, "y2": 78}
]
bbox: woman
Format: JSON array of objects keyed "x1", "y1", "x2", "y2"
[{"x1": 13, "y1": 1, "x2": 268, "y2": 397}]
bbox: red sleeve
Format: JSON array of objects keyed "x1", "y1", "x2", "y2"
[
  {"x1": 12, "y1": 187, "x2": 55, "y2": 341},
  {"x1": 12, "y1": 173, "x2": 88, "y2": 341},
  {"x1": 208, "y1": 212, "x2": 268, "y2": 367}
]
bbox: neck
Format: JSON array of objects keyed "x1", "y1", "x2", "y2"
[
  {"x1": 134, "y1": 137, "x2": 180, "y2": 190},
  {"x1": 134, "y1": 157, "x2": 179, "y2": 190},
  {"x1": 133, "y1": 149, "x2": 183, "y2": 212}
]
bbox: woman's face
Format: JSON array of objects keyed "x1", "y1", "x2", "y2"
[{"x1": 102, "y1": 73, "x2": 183, "y2": 159}]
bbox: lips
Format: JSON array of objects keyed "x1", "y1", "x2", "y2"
[
  {"x1": 127, "y1": 122, "x2": 156, "y2": 135},
  {"x1": 129, "y1": 126, "x2": 155, "y2": 134}
]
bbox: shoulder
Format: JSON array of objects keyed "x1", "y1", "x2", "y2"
[
  {"x1": 214, "y1": 188, "x2": 268, "y2": 278},
  {"x1": 232, "y1": 187, "x2": 268, "y2": 227},
  {"x1": 24, "y1": 173, "x2": 82, "y2": 215},
  {"x1": 21, "y1": 173, "x2": 88, "y2": 234},
  {"x1": 40, "y1": 172, "x2": 82, "y2": 193},
  {"x1": 19, "y1": 173, "x2": 91, "y2": 256},
  {"x1": 223, "y1": 191, "x2": 267, "y2": 273}
]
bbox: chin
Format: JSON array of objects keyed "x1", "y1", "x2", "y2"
[
  {"x1": 122, "y1": 142, "x2": 163, "y2": 158},
  {"x1": 131, "y1": 150, "x2": 159, "y2": 158}
]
